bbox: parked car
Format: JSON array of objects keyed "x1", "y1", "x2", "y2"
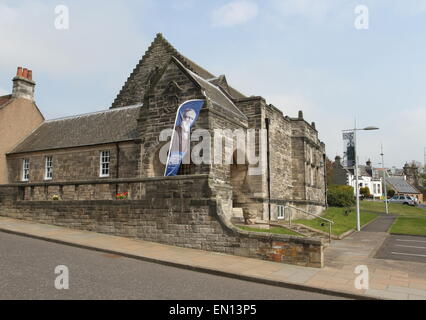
[
  {"x1": 408, "y1": 196, "x2": 420, "y2": 205},
  {"x1": 387, "y1": 195, "x2": 417, "y2": 206}
]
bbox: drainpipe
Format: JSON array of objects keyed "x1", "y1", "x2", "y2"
[
  {"x1": 115, "y1": 143, "x2": 120, "y2": 195},
  {"x1": 265, "y1": 118, "x2": 272, "y2": 221}
]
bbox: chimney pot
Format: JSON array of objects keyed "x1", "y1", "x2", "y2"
[
  {"x1": 28, "y1": 70, "x2": 33, "y2": 81},
  {"x1": 298, "y1": 110, "x2": 303, "y2": 119},
  {"x1": 22, "y1": 68, "x2": 28, "y2": 79},
  {"x1": 17, "y1": 66, "x2": 23, "y2": 77}
]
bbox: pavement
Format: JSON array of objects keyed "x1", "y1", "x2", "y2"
[{"x1": 1, "y1": 216, "x2": 426, "y2": 300}]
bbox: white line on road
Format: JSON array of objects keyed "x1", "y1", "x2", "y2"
[
  {"x1": 395, "y1": 244, "x2": 426, "y2": 250},
  {"x1": 391, "y1": 252, "x2": 426, "y2": 258},
  {"x1": 396, "y1": 239, "x2": 426, "y2": 243}
]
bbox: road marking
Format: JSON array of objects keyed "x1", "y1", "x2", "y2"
[
  {"x1": 391, "y1": 252, "x2": 426, "y2": 258},
  {"x1": 395, "y1": 245, "x2": 426, "y2": 250},
  {"x1": 396, "y1": 239, "x2": 426, "y2": 243}
]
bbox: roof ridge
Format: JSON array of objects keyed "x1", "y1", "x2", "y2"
[
  {"x1": 157, "y1": 34, "x2": 215, "y2": 79},
  {"x1": 183, "y1": 66, "x2": 246, "y2": 119},
  {"x1": 46, "y1": 104, "x2": 142, "y2": 123}
]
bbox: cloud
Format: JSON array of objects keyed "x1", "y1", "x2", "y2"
[
  {"x1": 271, "y1": 0, "x2": 342, "y2": 22},
  {"x1": 212, "y1": 1, "x2": 258, "y2": 27}
]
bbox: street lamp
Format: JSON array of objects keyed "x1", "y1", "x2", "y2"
[
  {"x1": 380, "y1": 144, "x2": 389, "y2": 215},
  {"x1": 343, "y1": 125, "x2": 379, "y2": 232}
]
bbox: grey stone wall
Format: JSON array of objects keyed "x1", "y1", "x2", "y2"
[
  {"x1": 290, "y1": 117, "x2": 326, "y2": 210},
  {"x1": 7, "y1": 142, "x2": 139, "y2": 183},
  {"x1": 0, "y1": 176, "x2": 324, "y2": 268}
]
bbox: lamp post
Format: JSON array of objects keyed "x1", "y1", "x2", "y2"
[
  {"x1": 380, "y1": 144, "x2": 389, "y2": 215},
  {"x1": 343, "y1": 125, "x2": 379, "y2": 232}
]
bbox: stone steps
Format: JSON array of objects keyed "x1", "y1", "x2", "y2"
[
  {"x1": 231, "y1": 207, "x2": 244, "y2": 224},
  {"x1": 231, "y1": 207, "x2": 331, "y2": 245}
]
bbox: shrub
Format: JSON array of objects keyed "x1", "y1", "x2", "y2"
[
  {"x1": 360, "y1": 187, "x2": 371, "y2": 199},
  {"x1": 327, "y1": 185, "x2": 355, "y2": 207},
  {"x1": 387, "y1": 189, "x2": 395, "y2": 198}
]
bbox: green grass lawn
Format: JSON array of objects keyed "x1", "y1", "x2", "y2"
[
  {"x1": 294, "y1": 206, "x2": 378, "y2": 236},
  {"x1": 359, "y1": 201, "x2": 426, "y2": 217},
  {"x1": 360, "y1": 201, "x2": 426, "y2": 236},
  {"x1": 389, "y1": 217, "x2": 426, "y2": 236},
  {"x1": 237, "y1": 225, "x2": 303, "y2": 237}
]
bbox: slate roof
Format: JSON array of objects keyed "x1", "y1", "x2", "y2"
[
  {"x1": 8, "y1": 105, "x2": 142, "y2": 154},
  {"x1": 386, "y1": 176, "x2": 420, "y2": 194},
  {"x1": 159, "y1": 35, "x2": 246, "y2": 100},
  {"x1": 176, "y1": 59, "x2": 246, "y2": 120},
  {"x1": 345, "y1": 165, "x2": 372, "y2": 177},
  {"x1": 0, "y1": 94, "x2": 12, "y2": 108}
]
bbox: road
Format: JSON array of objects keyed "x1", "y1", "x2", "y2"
[
  {"x1": 0, "y1": 231, "x2": 345, "y2": 300},
  {"x1": 375, "y1": 234, "x2": 426, "y2": 264}
]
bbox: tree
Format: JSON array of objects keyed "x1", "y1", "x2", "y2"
[{"x1": 325, "y1": 157, "x2": 334, "y2": 186}]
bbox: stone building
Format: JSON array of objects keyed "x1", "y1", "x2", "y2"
[
  {"x1": 3, "y1": 34, "x2": 326, "y2": 221},
  {"x1": 0, "y1": 67, "x2": 44, "y2": 185},
  {"x1": 0, "y1": 34, "x2": 328, "y2": 267}
]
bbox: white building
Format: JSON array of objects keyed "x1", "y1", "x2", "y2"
[{"x1": 332, "y1": 157, "x2": 383, "y2": 198}]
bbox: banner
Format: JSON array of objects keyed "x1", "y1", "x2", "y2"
[
  {"x1": 165, "y1": 99, "x2": 205, "y2": 176},
  {"x1": 342, "y1": 131, "x2": 355, "y2": 168}
]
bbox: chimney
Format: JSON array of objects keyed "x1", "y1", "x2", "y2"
[
  {"x1": 12, "y1": 66, "x2": 36, "y2": 101},
  {"x1": 335, "y1": 155, "x2": 341, "y2": 165}
]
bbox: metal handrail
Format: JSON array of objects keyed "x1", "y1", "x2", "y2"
[{"x1": 284, "y1": 205, "x2": 334, "y2": 243}]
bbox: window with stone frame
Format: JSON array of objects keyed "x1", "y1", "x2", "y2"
[
  {"x1": 45, "y1": 156, "x2": 53, "y2": 180},
  {"x1": 22, "y1": 159, "x2": 29, "y2": 181},
  {"x1": 277, "y1": 205, "x2": 285, "y2": 219},
  {"x1": 100, "y1": 151, "x2": 111, "y2": 177}
]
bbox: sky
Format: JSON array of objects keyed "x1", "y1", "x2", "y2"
[{"x1": 0, "y1": 0, "x2": 425, "y2": 168}]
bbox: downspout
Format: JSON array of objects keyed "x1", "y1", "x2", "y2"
[
  {"x1": 265, "y1": 118, "x2": 271, "y2": 221},
  {"x1": 115, "y1": 143, "x2": 120, "y2": 196}
]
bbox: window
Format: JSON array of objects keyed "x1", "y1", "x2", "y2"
[
  {"x1": 45, "y1": 156, "x2": 53, "y2": 180},
  {"x1": 277, "y1": 205, "x2": 285, "y2": 220},
  {"x1": 100, "y1": 151, "x2": 110, "y2": 177},
  {"x1": 22, "y1": 159, "x2": 29, "y2": 181}
]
